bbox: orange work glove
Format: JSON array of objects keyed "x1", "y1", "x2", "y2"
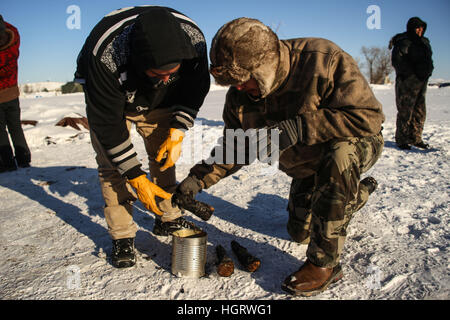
[
  {"x1": 128, "y1": 175, "x2": 171, "y2": 216},
  {"x1": 155, "y1": 128, "x2": 185, "y2": 172}
]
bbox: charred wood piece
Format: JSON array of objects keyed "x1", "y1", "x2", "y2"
[
  {"x1": 216, "y1": 245, "x2": 234, "y2": 277},
  {"x1": 231, "y1": 240, "x2": 261, "y2": 272}
]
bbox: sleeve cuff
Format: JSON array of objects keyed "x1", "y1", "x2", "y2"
[
  {"x1": 124, "y1": 165, "x2": 146, "y2": 180},
  {"x1": 170, "y1": 105, "x2": 198, "y2": 129}
]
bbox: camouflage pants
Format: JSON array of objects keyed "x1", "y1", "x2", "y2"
[
  {"x1": 395, "y1": 75, "x2": 428, "y2": 145},
  {"x1": 287, "y1": 132, "x2": 384, "y2": 268}
]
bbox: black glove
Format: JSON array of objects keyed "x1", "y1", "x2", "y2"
[
  {"x1": 257, "y1": 117, "x2": 302, "y2": 162},
  {"x1": 176, "y1": 175, "x2": 203, "y2": 198},
  {"x1": 172, "y1": 175, "x2": 214, "y2": 221}
]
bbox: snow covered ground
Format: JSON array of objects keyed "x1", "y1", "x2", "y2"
[{"x1": 0, "y1": 84, "x2": 448, "y2": 300}]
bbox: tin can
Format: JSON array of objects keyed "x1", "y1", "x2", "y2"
[{"x1": 171, "y1": 229, "x2": 207, "y2": 278}]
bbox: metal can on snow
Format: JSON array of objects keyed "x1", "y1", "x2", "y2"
[{"x1": 171, "y1": 229, "x2": 207, "y2": 278}]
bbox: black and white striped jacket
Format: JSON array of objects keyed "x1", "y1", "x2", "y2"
[{"x1": 75, "y1": 6, "x2": 210, "y2": 179}]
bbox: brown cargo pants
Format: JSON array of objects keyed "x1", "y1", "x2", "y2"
[
  {"x1": 90, "y1": 108, "x2": 182, "y2": 240},
  {"x1": 287, "y1": 132, "x2": 384, "y2": 268}
]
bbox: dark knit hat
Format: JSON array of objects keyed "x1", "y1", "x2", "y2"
[
  {"x1": 156, "y1": 62, "x2": 181, "y2": 71},
  {"x1": 130, "y1": 8, "x2": 196, "y2": 71}
]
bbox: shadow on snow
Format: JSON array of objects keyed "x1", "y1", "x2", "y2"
[{"x1": 0, "y1": 165, "x2": 303, "y2": 294}]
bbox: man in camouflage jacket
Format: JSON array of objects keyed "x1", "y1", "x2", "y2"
[
  {"x1": 389, "y1": 17, "x2": 433, "y2": 150},
  {"x1": 175, "y1": 18, "x2": 385, "y2": 296}
]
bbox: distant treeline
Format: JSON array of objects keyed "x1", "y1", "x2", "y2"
[{"x1": 61, "y1": 81, "x2": 84, "y2": 94}]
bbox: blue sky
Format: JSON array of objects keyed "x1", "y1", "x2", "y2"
[{"x1": 1, "y1": 0, "x2": 449, "y2": 83}]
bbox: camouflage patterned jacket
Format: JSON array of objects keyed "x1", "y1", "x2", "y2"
[{"x1": 191, "y1": 37, "x2": 385, "y2": 188}]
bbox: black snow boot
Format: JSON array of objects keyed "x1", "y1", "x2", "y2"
[
  {"x1": 397, "y1": 144, "x2": 411, "y2": 150},
  {"x1": 153, "y1": 216, "x2": 200, "y2": 236},
  {"x1": 111, "y1": 238, "x2": 136, "y2": 268},
  {"x1": 361, "y1": 176, "x2": 378, "y2": 195},
  {"x1": 15, "y1": 146, "x2": 31, "y2": 168},
  {"x1": 0, "y1": 145, "x2": 17, "y2": 173}
]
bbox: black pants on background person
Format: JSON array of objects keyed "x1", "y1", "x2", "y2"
[{"x1": 0, "y1": 98, "x2": 31, "y2": 172}]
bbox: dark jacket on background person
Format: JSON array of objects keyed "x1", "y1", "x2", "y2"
[
  {"x1": 389, "y1": 17, "x2": 433, "y2": 81},
  {"x1": 75, "y1": 6, "x2": 210, "y2": 179}
]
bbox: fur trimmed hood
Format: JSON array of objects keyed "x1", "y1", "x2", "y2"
[{"x1": 210, "y1": 18, "x2": 283, "y2": 98}]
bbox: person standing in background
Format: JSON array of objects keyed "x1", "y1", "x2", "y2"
[
  {"x1": 389, "y1": 17, "x2": 434, "y2": 150},
  {"x1": 0, "y1": 15, "x2": 31, "y2": 172}
]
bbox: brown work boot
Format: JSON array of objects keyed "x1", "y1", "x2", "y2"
[{"x1": 281, "y1": 260, "x2": 343, "y2": 297}]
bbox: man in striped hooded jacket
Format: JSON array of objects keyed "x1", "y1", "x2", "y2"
[{"x1": 75, "y1": 6, "x2": 210, "y2": 268}]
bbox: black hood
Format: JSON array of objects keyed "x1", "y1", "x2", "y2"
[
  {"x1": 407, "y1": 17, "x2": 427, "y2": 37},
  {"x1": 0, "y1": 15, "x2": 5, "y2": 34},
  {"x1": 130, "y1": 7, "x2": 197, "y2": 72}
]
